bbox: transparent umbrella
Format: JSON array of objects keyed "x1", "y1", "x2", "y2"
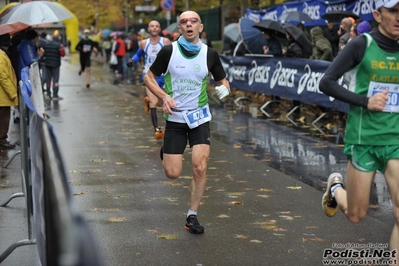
[
  {"x1": 224, "y1": 23, "x2": 240, "y2": 43},
  {"x1": 279, "y1": 11, "x2": 313, "y2": 23},
  {"x1": 0, "y1": 1, "x2": 73, "y2": 25},
  {"x1": 164, "y1": 22, "x2": 179, "y2": 33}
]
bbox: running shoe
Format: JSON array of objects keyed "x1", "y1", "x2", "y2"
[
  {"x1": 322, "y1": 173, "x2": 344, "y2": 217},
  {"x1": 185, "y1": 215, "x2": 204, "y2": 234},
  {"x1": 143, "y1": 96, "x2": 150, "y2": 115},
  {"x1": 155, "y1": 127, "x2": 164, "y2": 140}
]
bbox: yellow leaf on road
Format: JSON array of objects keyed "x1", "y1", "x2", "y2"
[
  {"x1": 106, "y1": 217, "x2": 126, "y2": 222},
  {"x1": 157, "y1": 234, "x2": 178, "y2": 240},
  {"x1": 287, "y1": 186, "x2": 302, "y2": 190}
]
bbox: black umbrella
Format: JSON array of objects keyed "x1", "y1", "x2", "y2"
[
  {"x1": 279, "y1": 11, "x2": 313, "y2": 23},
  {"x1": 321, "y1": 10, "x2": 360, "y2": 22},
  {"x1": 253, "y1": 19, "x2": 286, "y2": 35},
  {"x1": 283, "y1": 24, "x2": 313, "y2": 54}
]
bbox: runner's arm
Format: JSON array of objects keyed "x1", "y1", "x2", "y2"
[{"x1": 319, "y1": 36, "x2": 369, "y2": 108}]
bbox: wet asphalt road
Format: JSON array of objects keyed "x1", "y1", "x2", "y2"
[{"x1": 0, "y1": 53, "x2": 395, "y2": 266}]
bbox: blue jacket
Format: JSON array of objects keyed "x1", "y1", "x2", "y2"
[{"x1": 17, "y1": 39, "x2": 41, "y2": 77}]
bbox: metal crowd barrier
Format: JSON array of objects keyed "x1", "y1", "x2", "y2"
[
  {"x1": 0, "y1": 81, "x2": 36, "y2": 262},
  {"x1": 1, "y1": 65, "x2": 101, "y2": 265}
]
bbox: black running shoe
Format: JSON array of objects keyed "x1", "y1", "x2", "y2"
[{"x1": 185, "y1": 215, "x2": 204, "y2": 234}]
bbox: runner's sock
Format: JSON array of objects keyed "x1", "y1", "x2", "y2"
[
  {"x1": 187, "y1": 209, "x2": 197, "y2": 217},
  {"x1": 331, "y1": 183, "x2": 343, "y2": 198},
  {"x1": 150, "y1": 108, "x2": 158, "y2": 129}
]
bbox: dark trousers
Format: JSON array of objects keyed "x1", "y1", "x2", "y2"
[
  {"x1": 46, "y1": 66, "x2": 60, "y2": 97},
  {"x1": 0, "y1": 106, "x2": 11, "y2": 144}
]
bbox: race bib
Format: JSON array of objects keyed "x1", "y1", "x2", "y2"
[
  {"x1": 83, "y1": 44, "x2": 91, "y2": 51},
  {"x1": 368, "y1": 81, "x2": 399, "y2": 113},
  {"x1": 182, "y1": 105, "x2": 212, "y2": 129}
]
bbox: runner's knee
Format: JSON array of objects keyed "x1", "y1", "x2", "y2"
[{"x1": 347, "y1": 209, "x2": 367, "y2": 224}]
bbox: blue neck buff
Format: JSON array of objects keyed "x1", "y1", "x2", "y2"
[{"x1": 177, "y1": 36, "x2": 202, "y2": 53}]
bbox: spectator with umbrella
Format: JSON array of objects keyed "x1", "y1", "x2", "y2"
[
  {"x1": 284, "y1": 24, "x2": 312, "y2": 118},
  {"x1": 262, "y1": 29, "x2": 283, "y2": 57},
  {"x1": 284, "y1": 24, "x2": 312, "y2": 58},
  {"x1": 253, "y1": 20, "x2": 285, "y2": 56}
]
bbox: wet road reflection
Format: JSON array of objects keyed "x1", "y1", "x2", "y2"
[{"x1": 210, "y1": 106, "x2": 392, "y2": 216}]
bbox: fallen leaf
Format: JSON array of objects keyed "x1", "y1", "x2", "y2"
[
  {"x1": 231, "y1": 201, "x2": 244, "y2": 205},
  {"x1": 258, "y1": 188, "x2": 273, "y2": 192},
  {"x1": 258, "y1": 195, "x2": 270, "y2": 198},
  {"x1": 279, "y1": 215, "x2": 294, "y2": 220},
  {"x1": 114, "y1": 194, "x2": 128, "y2": 198},
  {"x1": 115, "y1": 162, "x2": 125, "y2": 165},
  {"x1": 148, "y1": 228, "x2": 162, "y2": 234},
  {"x1": 91, "y1": 169, "x2": 103, "y2": 173},
  {"x1": 162, "y1": 181, "x2": 183, "y2": 187},
  {"x1": 306, "y1": 226, "x2": 318, "y2": 229},
  {"x1": 250, "y1": 240, "x2": 262, "y2": 243},
  {"x1": 106, "y1": 217, "x2": 126, "y2": 222},
  {"x1": 217, "y1": 214, "x2": 230, "y2": 218},
  {"x1": 91, "y1": 158, "x2": 107, "y2": 163},
  {"x1": 71, "y1": 170, "x2": 82, "y2": 174},
  {"x1": 166, "y1": 197, "x2": 179, "y2": 202},
  {"x1": 283, "y1": 158, "x2": 294, "y2": 162},
  {"x1": 273, "y1": 226, "x2": 287, "y2": 232},
  {"x1": 310, "y1": 237, "x2": 327, "y2": 242},
  {"x1": 93, "y1": 208, "x2": 119, "y2": 212},
  {"x1": 244, "y1": 154, "x2": 256, "y2": 157},
  {"x1": 73, "y1": 192, "x2": 85, "y2": 196},
  {"x1": 287, "y1": 186, "x2": 302, "y2": 190},
  {"x1": 157, "y1": 234, "x2": 178, "y2": 240},
  {"x1": 228, "y1": 192, "x2": 245, "y2": 197},
  {"x1": 235, "y1": 234, "x2": 247, "y2": 239},
  {"x1": 261, "y1": 225, "x2": 276, "y2": 230}
]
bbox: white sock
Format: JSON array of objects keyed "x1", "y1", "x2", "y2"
[
  {"x1": 187, "y1": 209, "x2": 197, "y2": 217},
  {"x1": 331, "y1": 184, "x2": 343, "y2": 198}
]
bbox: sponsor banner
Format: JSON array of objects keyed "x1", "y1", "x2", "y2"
[
  {"x1": 246, "y1": 0, "x2": 376, "y2": 26},
  {"x1": 220, "y1": 55, "x2": 349, "y2": 113}
]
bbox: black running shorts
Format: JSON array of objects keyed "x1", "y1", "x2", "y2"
[{"x1": 163, "y1": 121, "x2": 210, "y2": 154}]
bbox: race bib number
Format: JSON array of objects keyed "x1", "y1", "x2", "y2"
[
  {"x1": 368, "y1": 81, "x2": 399, "y2": 113},
  {"x1": 182, "y1": 105, "x2": 212, "y2": 129},
  {"x1": 83, "y1": 44, "x2": 91, "y2": 51}
]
